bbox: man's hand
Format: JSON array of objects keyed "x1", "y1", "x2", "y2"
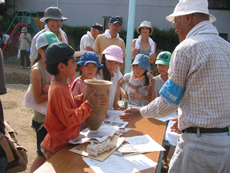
[
  {"x1": 86, "y1": 90, "x2": 108, "y2": 108},
  {"x1": 119, "y1": 107, "x2": 143, "y2": 123},
  {"x1": 170, "y1": 117, "x2": 182, "y2": 134}
]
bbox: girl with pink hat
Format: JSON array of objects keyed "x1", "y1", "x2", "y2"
[{"x1": 96, "y1": 45, "x2": 123, "y2": 110}]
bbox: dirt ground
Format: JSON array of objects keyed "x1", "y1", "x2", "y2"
[
  {"x1": 2, "y1": 55, "x2": 174, "y2": 173},
  {"x1": 2, "y1": 55, "x2": 36, "y2": 173}
]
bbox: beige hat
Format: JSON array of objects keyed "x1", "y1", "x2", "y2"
[
  {"x1": 166, "y1": 0, "x2": 216, "y2": 23},
  {"x1": 137, "y1": 21, "x2": 153, "y2": 35}
]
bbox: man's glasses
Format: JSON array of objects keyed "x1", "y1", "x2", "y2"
[{"x1": 171, "y1": 20, "x2": 176, "y2": 28}]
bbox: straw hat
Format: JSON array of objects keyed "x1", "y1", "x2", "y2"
[{"x1": 137, "y1": 21, "x2": 153, "y2": 35}]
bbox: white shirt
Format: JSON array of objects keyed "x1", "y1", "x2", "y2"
[
  {"x1": 19, "y1": 33, "x2": 31, "y2": 50},
  {"x1": 80, "y1": 31, "x2": 95, "y2": 51},
  {"x1": 96, "y1": 68, "x2": 123, "y2": 110}
]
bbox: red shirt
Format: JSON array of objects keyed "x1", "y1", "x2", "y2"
[{"x1": 42, "y1": 81, "x2": 92, "y2": 153}]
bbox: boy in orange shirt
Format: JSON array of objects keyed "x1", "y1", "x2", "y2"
[{"x1": 41, "y1": 42, "x2": 107, "y2": 159}]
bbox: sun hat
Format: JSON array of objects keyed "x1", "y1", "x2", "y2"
[
  {"x1": 155, "y1": 51, "x2": 172, "y2": 65},
  {"x1": 132, "y1": 54, "x2": 150, "y2": 71},
  {"x1": 36, "y1": 31, "x2": 59, "y2": 49},
  {"x1": 45, "y1": 42, "x2": 85, "y2": 65},
  {"x1": 92, "y1": 23, "x2": 103, "y2": 33},
  {"x1": 40, "y1": 6, "x2": 67, "y2": 22},
  {"x1": 137, "y1": 21, "x2": 153, "y2": 35},
  {"x1": 166, "y1": 0, "x2": 216, "y2": 23},
  {"x1": 102, "y1": 45, "x2": 123, "y2": 63},
  {"x1": 21, "y1": 27, "x2": 28, "y2": 33},
  {"x1": 77, "y1": 51, "x2": 103, "y2": 68},
  {"x1": 109, "y1": 16, "x2": 122, "y2": 25}
]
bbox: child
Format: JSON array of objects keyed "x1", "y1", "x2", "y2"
[
  {"x1": 41, "y1": 42, "x2": 107, "y2": 159},
  {"x1": 151, "y1": 51, "x2": 171, "y2": 100},
  {"x1": 120, "y1": 54, "x2": 152, "y2": 107},
  {"x1": 151, "y1": 51, "x2": 171, "y2": 171},
  {"x1": 71, "y1": 51, "x2": 103, "y2": 97},
  {"x1": 27, "y1": 31, "x2": 59, "y2": 173},
  {"x1": 96, "y1": 45, "x2": 123, "y2": 110}
]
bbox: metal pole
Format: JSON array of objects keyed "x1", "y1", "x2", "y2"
[{"x1": 125, "y1": 0, "x2": 136, "y2": 74}]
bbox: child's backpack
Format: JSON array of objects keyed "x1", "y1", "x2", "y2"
[{"x1": 0, "y1": 121, "x2": 28, "y2": 173}]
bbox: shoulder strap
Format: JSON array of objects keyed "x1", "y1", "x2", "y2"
[{"x1": 0, "y1": 133, "x2": 15, "y2": 163}]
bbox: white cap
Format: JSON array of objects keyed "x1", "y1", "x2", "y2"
[
  {"x1": 36, "y1": 31, "x2": 59, "y2": 49},
  {"x1": 166, "y1": 0, "x2": 216, "y2": 23}
]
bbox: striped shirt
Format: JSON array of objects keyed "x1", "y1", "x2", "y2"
[{"x1": 140, "y1": 21, "x2": 230, "y2": 130}]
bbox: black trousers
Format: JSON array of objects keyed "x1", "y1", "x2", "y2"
[{"x1": 20, "y1": 50, "x2": 30, "y2": 67}]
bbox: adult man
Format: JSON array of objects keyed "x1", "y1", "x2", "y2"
[
  {"x1": 80, "y1": 23, "x2": 103, "y2": 51},
  {"x1": 29, "y1": 6, "x2": 68, "y2": 66},
  {"x1": 94, "y1": 16, "x2": 126, "y2": 74},
  {"x1": 120, "y1": 0, "x2": 230, "y2": 172},
  {"x1": 19, "y1": 27, "x2": 31, "y2": 68}
]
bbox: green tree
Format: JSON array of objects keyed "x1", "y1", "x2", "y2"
[{"x1": 0, "y1": 0, "x2": 14, "y2": 34}]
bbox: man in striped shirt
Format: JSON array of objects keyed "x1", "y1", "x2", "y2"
[{"x1": 120, "y1": 0, "x2": 230, "y2": 172}]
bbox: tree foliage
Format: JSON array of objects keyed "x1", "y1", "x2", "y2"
[{"x1": 0, "y1": 0, "x2": 15, "y2": 34}]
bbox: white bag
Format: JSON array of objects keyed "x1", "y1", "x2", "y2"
[
  {"x1": 17, "y1": 50, "x2": 20, "y2": 59},
  {"x1": 23, "y1": 84, "x2": 48, "y2": 115}
]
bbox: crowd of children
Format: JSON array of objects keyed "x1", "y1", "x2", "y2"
[{"x1": 24, "y1": 27, "x2": 172, "y2": 171}]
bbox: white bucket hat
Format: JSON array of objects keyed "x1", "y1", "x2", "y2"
[
  {"x1": 137, "y1": 21, "x2": 153, "y2": 35},
  {"x1": 166, "y1": 0, "x2": 216, "y2": 23},
  {"x1": 21, "y1": 27, "x2": 28, "y2": 33}
]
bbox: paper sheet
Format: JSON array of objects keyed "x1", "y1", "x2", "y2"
[
  {"x1": 164, "y1": 120, "x2": 181, "y2": 146},
  {"x1": 155, "y1": 112, "x2": 178, "y2": 122},
  {"x1": 125, "y1": 134, "x2": 165, "y2": 153},
  {"x1": 68, "y1": 124, "x2": 119, "y2": 144},
  {"x1": 83, "y1": 153, "x2": 157, "y2": 173},
  {"x1": 103, "y1": 110, "x2": 128, "y2": 128}
]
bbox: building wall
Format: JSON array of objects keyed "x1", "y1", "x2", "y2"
[{"x1": 14, "y1": 0, "x2": 230, "y2": 40}]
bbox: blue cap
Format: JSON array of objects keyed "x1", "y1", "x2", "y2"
[
  {"x1": 77, "y1": 51, "x2": 103, "y2": 68},
  {"x1": 109, "y1": 16, "x2": 122, "y2": 25},
  {"x1": 132, "y1": 54, "x2": 150, "y2": 71}
]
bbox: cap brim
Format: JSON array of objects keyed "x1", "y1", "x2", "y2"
[
  {"x1": 112, "y1": 21, "x2": 122, "y2": 25},
  {"x1": 155, "y1": 60, "x2": 169, "y2": 65},
  {"x1": 105, "y1": 54, "x2": 123, "y2": 63},
  {"x1": 73, "y1": 51, "x2": 86, "y2": 58},
  {"x1": 166, "y1": 11, "x2": 216, "y2": 23},
  {"x1": 77, "y1": 60, "x2": 103, "y2": 68},
  {"x1": 40, "y1": 17, "x2": 68, "y2": 22}
]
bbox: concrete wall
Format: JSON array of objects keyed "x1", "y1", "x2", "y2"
[{"x1": 14, "y1": 0, "x2": 230, "y2": 40}]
